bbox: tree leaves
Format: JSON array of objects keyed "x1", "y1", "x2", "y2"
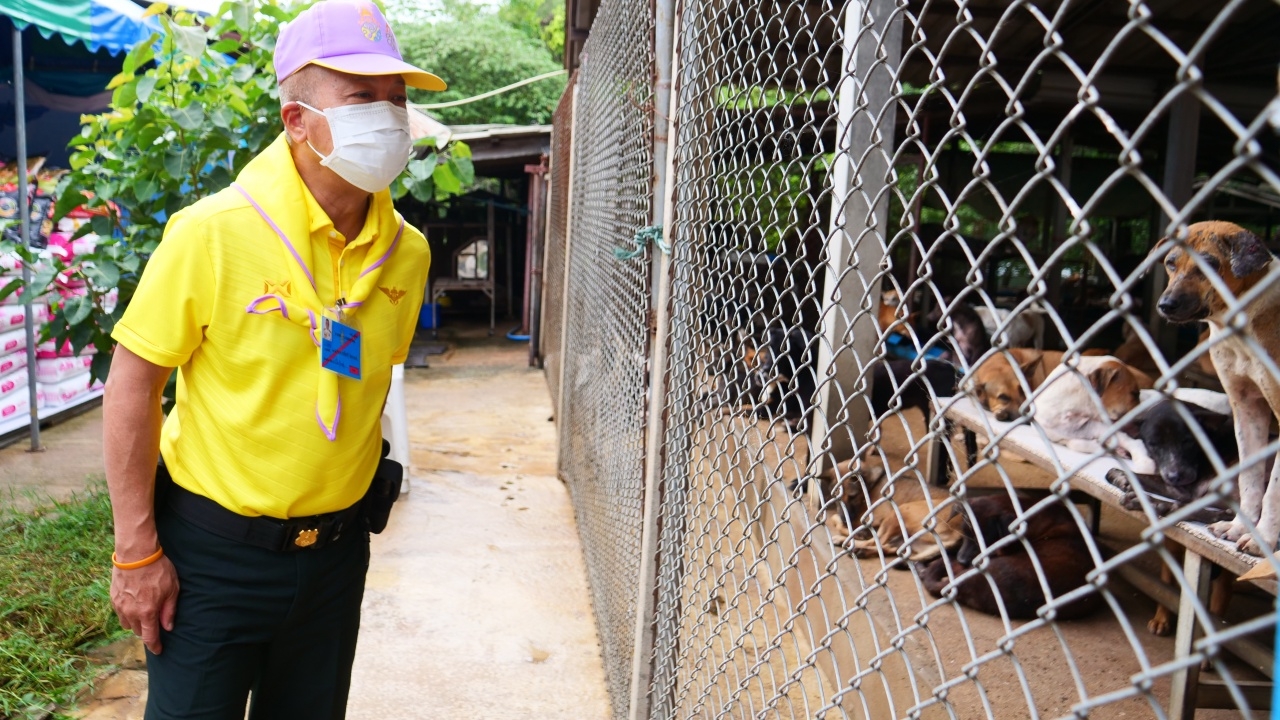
[
  {"x1": 395, "y1": 16, "x2": 565, "y2": 125},
  {"x1": 135, "y1": 76, "x2": 158, "y2": 104},
  {"x1": 432, "y1": 162, "x2": 463, "y2": 195},
  {"x1": 170, "y1": 103, "x2": 205, "y2": 132}
]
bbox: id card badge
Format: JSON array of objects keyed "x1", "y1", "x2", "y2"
[{"x1": 321, "y1": 314, "x2": 362, "y2": 380}]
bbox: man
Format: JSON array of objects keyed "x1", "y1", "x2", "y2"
[{"x1": 102, "y1": 3, "x2": 440, "y2": 717}]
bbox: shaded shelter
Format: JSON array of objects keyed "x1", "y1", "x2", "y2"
[{"x1": 409, "y1": 124, "x2": 551, "y2": 363}]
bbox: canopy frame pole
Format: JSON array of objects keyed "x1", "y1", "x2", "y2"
[{"x1": 13, "y1": 25, "x2": 41, "y2": 452}]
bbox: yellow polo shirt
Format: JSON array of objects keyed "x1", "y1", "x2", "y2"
[{"x1": 113, "y1": 135, "x2": 429, "y2": 519}]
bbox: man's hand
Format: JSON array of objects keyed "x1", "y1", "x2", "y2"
[
  {"x1": 103, "y1": 345, "x2": 178, "y2": 654},
  {"x1": 111, "y1": 556, "x2": 180, "y2": 654}
]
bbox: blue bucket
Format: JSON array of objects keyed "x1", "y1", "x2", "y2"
[{"x1": 418, "y1": 303, "x2": 440, "y2": 329}]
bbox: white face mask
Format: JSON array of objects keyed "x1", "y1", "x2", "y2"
[{"x1": 298, "y1": 101, "x2": 413, "y2": 193}]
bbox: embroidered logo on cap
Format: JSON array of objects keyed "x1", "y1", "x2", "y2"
[{"x1": 358, "y1": 3, "x2": 391, "y2": 46}]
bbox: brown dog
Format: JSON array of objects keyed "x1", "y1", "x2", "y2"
[
  {"x1": 920, "y1": 494, "x2": 1102, "y2": 620},
  {"x1": 1156, "y1": 220, "x2": 1280, "y2": 555},
  {"x1": 967, "y1": 349, "x2": 1064, "y2": 421}
]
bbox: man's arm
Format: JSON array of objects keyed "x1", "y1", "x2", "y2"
[{"x1": 104, "y1": 345, "x2": 179, "y2": 654}]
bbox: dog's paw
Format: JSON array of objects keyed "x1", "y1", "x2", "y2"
[
  {"x1": 1105, "y1": 469, "x2": 1132, "y2": 492},
  {"x1": 1236, "y1": 534, "x2": 1272, "y2": 557},
  {"x1": 1147, "y1": 614, "x2": 1174, "y2": 637},
  {"x1": 1121, "y1": 492, "x2": 1143, "y2": 513},
  {"x1": 1209, "y1": 519, "x2": 1247, "y2": 543}
]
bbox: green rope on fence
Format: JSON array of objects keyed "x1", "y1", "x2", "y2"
[{"x1": 614, "y1": 225, "x2": 669, "y2": 260}]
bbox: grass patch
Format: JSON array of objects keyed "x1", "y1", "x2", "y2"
[{"x1": 0, "y1": 489, "x2": 124, "y2": 718}]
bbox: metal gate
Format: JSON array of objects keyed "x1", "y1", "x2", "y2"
[{"x1": 547, "y1": 1, "x2": 1280, "y2": 718}]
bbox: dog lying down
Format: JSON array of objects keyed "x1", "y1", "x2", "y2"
[
  {"x1": 1032, "y1": 355, "x2": 1155, "y2": 474},
  {"x1": 920, "y1": 494, "x2": 1102, "y2": 620},
  {"x1": 848, "y1": 501, "x2": 963, "y2": 563},
  {"x1": 1104, "y1": 396, "x2": 1242, "y2": 637},
  {"x1": 791, "y1": 460, "x2": 957, "y2": 561},
  {"x1": 1105, "y1": 397, "x2": 1240, "y2": 524}
]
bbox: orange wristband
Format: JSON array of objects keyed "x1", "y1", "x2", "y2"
[{"x1": 112, "y1": 546, "x2": 165, "y2": 570}]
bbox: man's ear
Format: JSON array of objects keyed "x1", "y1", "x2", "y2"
[
  {"x1": 1225, "y1": 227, "x2": 1271, "y2": 278},
  {"x1": 281, "y1": 102, "x2": 308, "y2": 146}
]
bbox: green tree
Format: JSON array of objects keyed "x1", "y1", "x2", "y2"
[
  {"x1": 497, "y1": 0, "x2": 564, "y2": 63},
  {"x1": 28, "y1": 0, "x2": 470, "y2": 380},
  {"x1": 396, "y1": 15, "x2": 566, "y2": 125}
]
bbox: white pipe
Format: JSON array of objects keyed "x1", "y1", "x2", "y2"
[{"x1": 628, "y1": 0, "x2": 681, "y2": 715}]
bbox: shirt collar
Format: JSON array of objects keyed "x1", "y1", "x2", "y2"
[{"x1": 297, "y1": 158, "x2": 383, "y2": 250}]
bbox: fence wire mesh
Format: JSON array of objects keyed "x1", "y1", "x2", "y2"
[
  {"x1": 555, "y1": 1, "x2": 656, "y2": 717},
  {"x1": 542, "y1": 73, "x2": 577, "y2": 412},
  {"x1": 552, "y1": 0, "x2": 1280, "y2": 718}
]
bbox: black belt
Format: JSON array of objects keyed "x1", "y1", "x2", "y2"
[{"x1": 165, "y1": 481, "x2": 363, "y2": 552}]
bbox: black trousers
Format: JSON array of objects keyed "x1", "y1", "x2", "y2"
[{"x1": 145, "y1": 504, "x2": 370, "y2": 720}]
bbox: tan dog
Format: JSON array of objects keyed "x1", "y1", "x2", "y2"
[
  {"x1": 1156, "y1": 220, "x2": 1280, "y2": 555},
  {"x1": 850, "y1": 500, "x2": 964, "y2": 562},
  {"x1": 879, "y1": 288, "x2": 915, "y2": 334},
  {"x1": 793, "y1": 459, "x2": 950, "y2": 545},
  {"x1": 967, "y1": 348, "x2": 1064, "y2": 421}
]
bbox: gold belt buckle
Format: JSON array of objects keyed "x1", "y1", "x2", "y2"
[{"x1": 294, "y1": 528, "x2": 319, "y2": 548}]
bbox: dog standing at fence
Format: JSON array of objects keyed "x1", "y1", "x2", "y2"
[{"x1": 1155, "y1": 220, "x2": 1280, "y2": 555}]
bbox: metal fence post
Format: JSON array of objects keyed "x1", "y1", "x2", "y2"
[
  {"x1": 554, "y1": 83, "x2": 580, "y2": 461},
  {"x1": 809, "y1": 0, "x2": 901, "y2": 468},
  {"x1": 628, "y1": 0, "x2": 680, "y2": 716}
]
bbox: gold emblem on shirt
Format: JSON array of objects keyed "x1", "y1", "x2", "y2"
[
  {"x1": 264, "y1": 280, "x2": 292, "y2": 297},
  {"x1": 294, "y1": 528, "x2": 319, "y2": 548},
  {"x1": 378, "y1": 286, "x2": 406, "y2": 306}
]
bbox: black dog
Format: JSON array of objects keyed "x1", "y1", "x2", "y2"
[
  {"x1": 752, "y1": 326, "x2": 818, "y2": 430},
  {"x1": 1105, "y1": 399, "x2": 1239, "y2": 523},
  {"x1": 921, "y1": 494, "x2": 1101, "y2": 620},
  {"x1": 871, "y1": 358, "x2": 959, "y2": 426},
  {"x1": 923, "y1": 298, "x2": 990, "y2": 369}
]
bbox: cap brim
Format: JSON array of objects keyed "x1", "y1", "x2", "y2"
[{"x1": 308, "y1": 55, "x2": 446, "y2": 91}]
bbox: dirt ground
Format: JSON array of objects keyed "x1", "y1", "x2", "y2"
[
  {"x1": 668, "y1": 406, "x2": 1272, "y2": 719},
  {"x1": 0, "y1": 408, "x2": 106, "y2": 511}
]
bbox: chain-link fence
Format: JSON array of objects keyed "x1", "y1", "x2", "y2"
[
  {"x1": 546, "y1": 1, "x2": 1280, "y2": 718},
  {"x1": 553, "y1": 1, "x2": 656, "y2": 715}
]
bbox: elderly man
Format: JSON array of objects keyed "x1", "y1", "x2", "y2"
[{"x1": 102, "y1": 2, "x2": 439, "y2": 717}]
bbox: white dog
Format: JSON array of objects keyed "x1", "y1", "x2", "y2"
[{"x1": 1033, "y1": 355, "x2": 1154, "y2": 474}]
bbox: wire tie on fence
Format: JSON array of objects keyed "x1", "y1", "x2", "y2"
[{"x1": 614, "y1": 225, "x2": 669, "y2": 260}]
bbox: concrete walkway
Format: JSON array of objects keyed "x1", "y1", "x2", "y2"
[
  {"x1": 4, "y1": 327, "x2": 609, "y2": 719},
  {"x1": 347, "y1": 329, "x2": 610, "y2": 718}
]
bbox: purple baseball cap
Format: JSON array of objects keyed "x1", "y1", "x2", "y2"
[{"x1": 274, "y1": 1, "x2": 446, "y2": 91}]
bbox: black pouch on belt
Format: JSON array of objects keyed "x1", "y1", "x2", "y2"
[{"x1": 362, "y1": 439, "x2": 403, "y2": 534}]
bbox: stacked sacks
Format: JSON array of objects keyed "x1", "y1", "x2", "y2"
[
  {"x1": 37, "y1": 232, "x2": 109, "y2": 409},
  {"x1": 35, "y1": 344, "x2": 97, "y2": 408},
  {"x1": 0, "y1": 302, "x2": 46, "y2": 420}
]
